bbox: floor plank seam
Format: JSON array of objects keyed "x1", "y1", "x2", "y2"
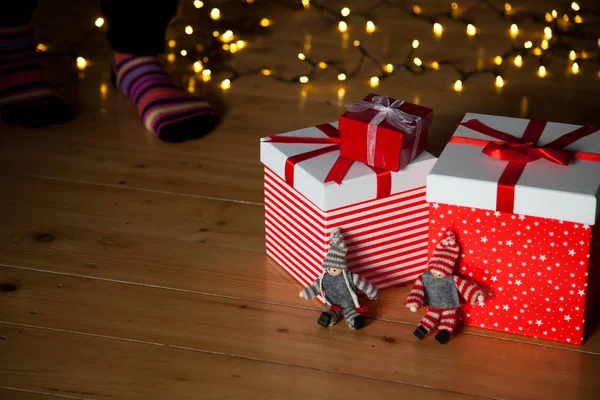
[
  {"x1": 16, "y1": 173, "x2": 265, "y2": 206},
  {"x1": 2, "y1": 263, "x2": 596, "y2": 356},
  {"x1": 0, "y1": 387, "x2": 88, "y2": 400},
  {"x1": 0, "y1": 321, "x2": 497, "y2": 400}
]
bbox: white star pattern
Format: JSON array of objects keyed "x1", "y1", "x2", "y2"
[{"x1": 429, "y1": 203, "x2": 591, "y2": 345}]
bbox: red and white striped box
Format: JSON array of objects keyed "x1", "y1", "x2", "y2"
[{"x1": 261, "y1": 122, "x2": 437, "y2": 293}]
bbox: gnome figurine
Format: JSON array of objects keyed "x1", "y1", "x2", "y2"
[
  {"x1": 405, "y1": 230, "x2": 485, "y2": 344},
  {"x1": 299, "y1": 228, "x2": 379, "y2": 330}
]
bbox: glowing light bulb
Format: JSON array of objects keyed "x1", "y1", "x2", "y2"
[
  {"x1": 337, "y1": 73, "x2": 347, "y2": 81},
  {"x1": 202, "y1": 74, "x2": 211, "y2": 83},
  {"x1": 36, "y1": 43, "x2": 48, "y2": 52},
  {"x1": 466, "y1": 24, "x2": 476, "y2": 36},
  {"x1": 571, "y1": 2, "x2": 580, "y2": 11},
  {"x1": 180, "y1": 49, "x2": 187, "y2": 56},
  {"x1": 538, "y1": 65, "x2": 547, "y2": 78},
  {"x1": 541, "y1": 40, "x2": 549, "y2": 50},
  {"x1": 598, "y1": 38, "x2": 600, "y2": 48},
  {"x1": 318, "y1": 61, "x2": 327, "y2": 69},
  {"x1": 168, "y1": 40, "x2": 176, "y2": 48},
  {"x1": 431, "y1": 61, "x2": 440, "y2": 70},
  {"x1": 185, "y1": 25, "x2": 194, "y2": 35},
  {"x1": 413, "y1": 5, "x2": 421, "y2": 15},
  {"x1": 453, "y1": 80, "x2": 463, "y2": 92},
  {"x1": 167, "y1": 53, "x2": 175, "y2": 63},
  {"x1": 433, "y1": 23, "x2": 443, "y2": 37},
  {"x1": 260, "y1": 18, "x2": 271, "y2": 27},
  {"x1": 299, "y1": 76, "x2": 309, "y2": 83},
  {"x1": 451, "y1": 2, "x2": 458, "y2": 10},
  {"x1": 213, "y1": 31, "x2": 220, "y2": 37},
  {"x1": 353, "y1": 40, "x2": 361, "y2": 47},
  {"x1": 246, "y1": 0, "x2": 254, "y2": 3},
  {"x1": 338, "y1": 21, "x2": 347, "y2": 32},
  {"x1": 384, "y1": 63, "x2": 394, "y2": 73},
  {"x1": 495, "y1": 76, "x2": 504, "y2": 88},
  {"x1": 572, "y1": 62, "x2": 580, "y2": 74},
  {"x1": 533, "y1": 47, "x2": 542, "y2": 56},
  {"x1": 509, "y1": 23, "x2": 518, "y2": 39},
  {"x1": 524, "y1": 41, "x2": 532, "y2": 49},
  {"x1": 194, "y1": 1, "x2": 204, "y2": 9},
  {"x1": 337, "y1": 87, "x2": 346, "y2": 101},
  {"x1": 236, "y1": 40, "x2": 246, "y2": 50},
  {"x1": 544, "y1": 27, "x2": 552, "y2": 40},
  {"x1": 297, "y1": 53, "x2": 306, "y2": 60},
  {"x1": 370, "y1": 76, "x2": 379, "y2": 87},
  {"x1": 261, "y1": 68, "x2": 271, "y2": 76},
  {"x1": 193, "y1": 61, "x2": 203, "y2": 73},
  {"x1": 514, "y1": 55, "x2": 523, "y2": 67},
  {"x1": 412, "y1": 39, "x2": 419, "y2": 49},
  {"x1": 574, "y1": 15, "x2": 583, "y2": 24},
  {"x1": 494, "y1": 56, "x2": 503, "y2": 65},
  {"x1": 504, "y1": 3, "x2": 512, "y2": 13},
  {"x1": 545, "y1": 13, "x2": 553, "y2": 23},
  {"x1": 229, "y1": 43, "x2": 238, "y2": 53},
  {"x1": 222, "y1": 30, "x2": 234, "y2": 42},
  {"x1": 221, "y1": 79, "x2": 231, "y2": 89},
  {"x1": 581, "y1": 51, "x2": 589, "y2": 59},
  {"x1": 100, "y1": 83, "x2": 108, "y2": 99},
  {"x1": 341, "y1": 7, "x2": 350, "y2": 17},
  {"x1": 95, "y1": 17, "x2": 104, "y2": 28},
  {"x1": 222, "y1": 44, "x2": 230, "y2": 51},
  {"x1": 413, "y1": 57, "x2": 422, "y2": 66},
  {"x1": 551, "y1": 10, "x2": 558, "y2": 18},
  {"x1": 302, "y1": 0, "x2": 310, "y2": 9},
  {"x1": 76, "y1": 57, "x2": 87, "y2": 70},
  {"x1": 569, "y1": 50, "x2": 577, "y2": 60},
  {"x1": 365, "y1": 20, "x2": 376, "y2": 33},
  {"x1": 210, "y1": 8, "x2": 220, "y2": 20},
  {"x1": 563, "y1": 14, "x2": 569, "y2": 22}
]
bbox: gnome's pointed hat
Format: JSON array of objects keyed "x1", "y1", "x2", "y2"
[
  {"x1": 321, "y1": 228, "x2": 347, "y2": 270},
  {"x1": 428, "y1": 230, "x2": 460, "y2": 276}
]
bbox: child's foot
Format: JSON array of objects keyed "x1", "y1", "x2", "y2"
[
  {"x1": 113, "y1": 52, "x2": 217, "y2": 143},
  {"x1": 0, "y1": 21, "x2": 72, "y2": 127}
]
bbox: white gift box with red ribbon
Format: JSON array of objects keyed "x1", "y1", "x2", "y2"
[{"x1": 261, "y1": 122, "x2": 437, "y2": 292}]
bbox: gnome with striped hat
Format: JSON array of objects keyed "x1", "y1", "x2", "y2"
[
  {"x1": 299, "y1": 228, "x2": 379, "y2": 330},
  {"x1": 405, "y1": 229, "x2": 485, "y2": 344}
]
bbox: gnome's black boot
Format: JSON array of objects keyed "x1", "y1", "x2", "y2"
[
  {"x1": 435, "y1": 330, "x2": 452, "y2": 344},
  {"x1": 352, "y1": 315, "x2": 366, "y2": 330},
  {"x1": 317, "y1": 312, "x2": 332, "y2": 328},
  {"x1": 413, "y1": 325, "x2": 428, "y2": 340}
]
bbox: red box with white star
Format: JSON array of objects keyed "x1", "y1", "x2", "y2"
[
  {"x1": 427, "y1": 113, "x2": 600, "y2": 344},
  {"x1": 428, "y1": 204, "x2": 600, "y2": 345}
]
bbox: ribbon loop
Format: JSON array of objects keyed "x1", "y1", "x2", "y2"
[{"x1": 345, "y1": 95, "x2": 422, "y2": 166}]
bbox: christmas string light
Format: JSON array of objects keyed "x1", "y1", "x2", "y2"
[{"x1": 38, "y1": 0, "x2": 600, "y2": 93}]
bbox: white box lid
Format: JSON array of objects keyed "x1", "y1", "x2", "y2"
[
  {"x1": 427, "y1": 113, "x2": 600, "y2": 225},
  {"x1": 261, "y1": 122, "x2": 437, "y2": 211}
]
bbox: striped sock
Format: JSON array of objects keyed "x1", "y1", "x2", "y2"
[
  {"x1": 113, "y1": 52, "x2": 217, "y2": 143},
  {"x1": 0, "y1": 21, "x2": 71, "y2": 127}
]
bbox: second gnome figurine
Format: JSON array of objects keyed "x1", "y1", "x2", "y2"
[
  {"x1": 406, "y1": 230, "x2": 485, "y2": 344},
  {"x1": 299, "y1": 228, "x2": 379, "y2": 330}
]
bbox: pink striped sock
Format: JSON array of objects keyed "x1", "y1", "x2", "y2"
[
  {"x1": 113, "y1": 52, "x2": 217, "y2": 142},
  {"x1": 0, "y1": 21, "x2": 71, "y2": 127}
]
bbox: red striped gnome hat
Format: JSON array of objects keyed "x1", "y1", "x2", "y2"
[
  {"x1": 428, "y1": 230, "x2": 460, "y2": 276},
  {"x1": 322, "y1": 228, "x2": 347, "y2": 270}
]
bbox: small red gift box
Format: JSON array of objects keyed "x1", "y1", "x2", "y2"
[{"x1": 339, "y1": 93, "x2": 433, "y2": 172}]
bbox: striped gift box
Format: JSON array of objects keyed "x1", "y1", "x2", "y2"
[{"x1": 261, "y1": 122, "x2": 437, "y2": 293}]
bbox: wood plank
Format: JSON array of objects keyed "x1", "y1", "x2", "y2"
[
  {"x1": 0, "y1": 389, "x2": 78, "y2": 400},
  {"x1": 1, "y1": 173, "x2": 599, "y2": 352},
  {"x1": 0, "y1": 325, "x2": 475, "y2": 400},
  {"x1": 1, "y1": 268, "x2": 599, "y2": 400}
]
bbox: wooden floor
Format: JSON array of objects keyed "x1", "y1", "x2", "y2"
[{"x1": 1, "y1": 1, "x2": 600, "y2": 399}]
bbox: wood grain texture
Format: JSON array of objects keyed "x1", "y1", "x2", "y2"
[
  {"x1": 1, "y1": 267, "x2": 600, "y2": 400},
  {"x1": 1, "y1": 0, "x2": 600, "y2": 398},
  {"x1": 0, "y1": 325, "x2": 483, "y2": 400}
]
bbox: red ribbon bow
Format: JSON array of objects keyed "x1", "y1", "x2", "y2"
[
  {"x1": 449, "y1": 119, "x2": 600, "y2": 213},
  {"x1": 266, "y1": 123, "x2": 392, "y2": 199}
]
